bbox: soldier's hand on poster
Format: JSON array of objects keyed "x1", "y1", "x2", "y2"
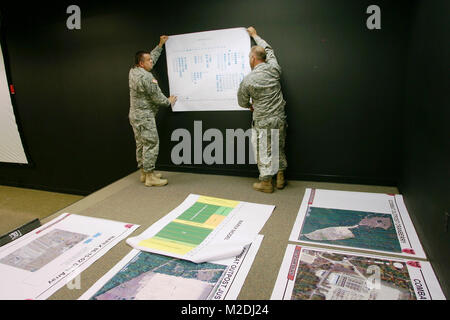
[
  {"x1": 250, "y1": 105, "x2": 254, "y2": 112},
  {"x1": 247, "y1": 27, "x2": 257, "y2": 38},
  {"x1": 168, "y1": 96, "x2": 177, "y2": 108},
  {"x1": 158, "y1": 35, "x2": 169, "y2": 47}
]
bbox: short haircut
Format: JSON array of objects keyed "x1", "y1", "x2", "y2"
[
  {"x1": 134, "y1": 51, "x2": 150, "y2": 66},
  {"x1": 250, "y1": 45, "x2": 266, "y2": 61}
]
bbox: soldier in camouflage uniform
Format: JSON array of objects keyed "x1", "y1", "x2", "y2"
[
  {"x1": 237, "y1": 27, "x2": 287, "y2": 193},
  {"x1": 129, "y1": 35, "x2": 177, "y2": 187}
]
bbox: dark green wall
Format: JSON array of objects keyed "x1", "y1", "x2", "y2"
[
  {"x1": 0, "y1": 0, "x2": 411, "y2": 194},
  {"x1": 1, "y1": 0, "x2": 413, "y2": 194},
  {"x1": 399, "y1": 0, "x2": 449, "y2": 298}
]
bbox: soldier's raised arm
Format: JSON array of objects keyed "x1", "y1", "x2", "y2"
[
  {"x1": 247, "y1": 27, "x2": 279, "y2": 68},
  {"x1": 150, "y1": 35, "x2": 168, "y2": 66}
]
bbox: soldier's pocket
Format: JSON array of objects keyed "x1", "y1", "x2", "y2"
[{"x1": 141, "y1": 119, "x2": 158, "y2": 143}]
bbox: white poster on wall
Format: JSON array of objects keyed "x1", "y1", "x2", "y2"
[
  {"x1": 0, "y1": 44, "x2": 27, "y2": 164},
  {"x1": 165, "y1": 27, "x2": 251, "y2": 111}
]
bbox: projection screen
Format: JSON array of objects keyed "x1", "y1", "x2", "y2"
[{"x1": 0, "y1": 43, "x2": 27, "y2": 164}]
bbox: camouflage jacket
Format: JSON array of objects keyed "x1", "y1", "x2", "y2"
[
  {"x1": 237, "y1": 35, "x2": 286, "y2": 122},
  {"x1": 129, "y1": 46, "x2": 170, "y2": 118}
]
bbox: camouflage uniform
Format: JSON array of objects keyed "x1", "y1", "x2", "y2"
[
  {"x1": 237, "y1": 35, "x2": 287, "y2": 181},
  {"x1": 129, "y1": 46, "x2": 170, "y2": 172}
]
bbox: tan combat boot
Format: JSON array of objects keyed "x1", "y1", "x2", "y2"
[
  {"x1": 145, "y1": 172, "x2": 168, "y2": 187},
  {"x1": 276, "y1": 170, "x2": 286, "y2": 189},
  {"x1": 253, "y1": 180, "x2": 274, "y2": 193},
  {"x1": 140, "y1": 169, "x2": 162, "y2": 182}
]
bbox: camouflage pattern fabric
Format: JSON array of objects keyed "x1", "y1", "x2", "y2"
[
  {"x1": 238, "y1": 36, "x2": 288, "y2": 180},
  {"x1": 251, "y1": 118, "x2": 288, "y2": 181},
  {"x1": 129, "y1": 46, "x2": 170, "y2": 172}
]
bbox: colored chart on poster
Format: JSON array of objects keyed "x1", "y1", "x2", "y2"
[
  {"x1": 138, "y1": 196, "x2": 237, "y2": 255},
  {"x1": 126, "y1": 194, "x2": 274, "y2": 263}
]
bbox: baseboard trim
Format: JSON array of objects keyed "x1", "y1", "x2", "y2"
[
  {"x1": 0, "y1": 167, "x2": 398, "y2": 196},
  {"x1": 0, "y1": 180, "x2": 89, "y2": 196},
  {"x1": 156, "y1": 164, "x2": 398, "y2": 187}
]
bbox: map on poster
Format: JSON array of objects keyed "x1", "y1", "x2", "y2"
[
  {"x1": 126, "y1": 194, "x2": 274, "y2": 263},
  {"x1": 79, "y1": 235, "x2": 263, "y2": 300},
  {"x1": 289, "y1": 189, "x2": 426, "y2": 259},
  {"x1": 0, "y1": 213, "x2": 139, "y2": 300},
  {"x1": 271, "y1": 245, "x2": 445, "y2": 300},
  {"x1": 165, "y1": 27, "x2": 251, "y2": 111},
  {"x1": 0, "y1": 229, "x2": 88, "y2": 272}
]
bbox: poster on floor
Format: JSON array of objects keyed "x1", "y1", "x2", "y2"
[
  {"x1": 165, "y1": 27, "x2": 251, "y2": 111},
  {"x1": 271, "y1": 245, "x2": 445, "y2": 300},
  {"x1": 126, "y1": 194, "x2": 274, "y2": 263},
  {"x1": 289, "y1": 189, "x2": 426, "y2": 259},
  {"x1": 0, "y1": 213, "x2": 139, "y2": 300},
  {"x1": 80, "y1": 235, "x2": 263, "y2": 300}
]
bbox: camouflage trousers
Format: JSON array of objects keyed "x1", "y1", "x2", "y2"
[
  {"x1": 251, "y1": 117, "x2": 287, "y2": 181},
  {"x1": 129, "y1": 114, "x2": 159, "y2": 173}
]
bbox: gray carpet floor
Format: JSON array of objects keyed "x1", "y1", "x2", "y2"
[{"x1": 0, "y1": 186, "x2": 83, "y2": 236}]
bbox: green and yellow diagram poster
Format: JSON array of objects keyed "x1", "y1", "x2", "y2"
[
  {"x1": 127, "y1": 194, "x2": 274, "y2": 263},
  {"x1": 139, "y1": 196, "x2": 238, "y2": 255}
]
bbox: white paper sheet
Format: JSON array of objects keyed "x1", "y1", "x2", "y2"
[
  {"x1": 289, "y1": 188, "x2": 426, "y2": 259},
  {"x1": 271, "y1": 245, "x2": 445, "y2": 300},
  {"x1": 165, "y1": 27, "x2": 251, "y2": 111},
  {"x1": 79, "y1": 235, "x2": 263, "y2": 300},
  {"x1": 0, "y1": 213, "x2": 139, "y2": 300},
  {"x1": 0, "y1": 44, "x2": 27, "y2": 164},
  {"x1": 126, "y1": 194, "x2": 274, "y2": 263}
]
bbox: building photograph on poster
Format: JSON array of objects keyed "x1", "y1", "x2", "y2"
[{"x1": 271, "y1": 245, "x2": 445, "y2": 300}]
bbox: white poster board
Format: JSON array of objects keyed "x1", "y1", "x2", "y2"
[
  {"x1": 80, "y1": 235, "x2": 263, "y2": 300},
  {"x1": 271, "y1": 245, "x2": 445, "y2": 300},
  {"x1": 0, "y1": 213, "x2": 139, "y2": 300},
  {"x1": 0, "y1": 44, "x2": 27, "y2": 164},
  {"x1": 289, "y1": 189, "x2": 426, "y2": 259},
  {"x1": 165, "y1": 27, "x2": 251, "y2": 111},
  {"x1": 126, "y1": 194, "x2": 274, "y2": 263}
]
